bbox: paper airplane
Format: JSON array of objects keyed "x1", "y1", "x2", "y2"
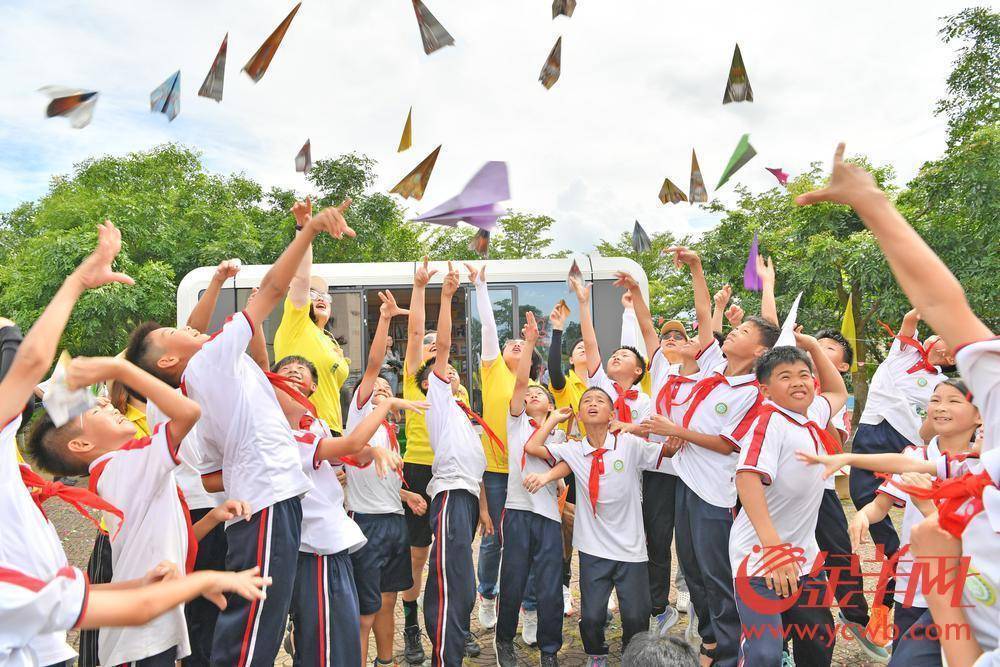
[
  {"x1": 295, "y1": 140, "x2": 312, "y2": 174},
  {"x1": 658, "y1": 178, "x2": 687, "y2": 204},
  {"x1": 552, "y1": 0, "x2": 577, "y2": 18},
  {"x1": 539, "y1": 37, "x2": 562, "y2": 89},
  {"x1": 765, "y1": 167, "x2": 789, "y2": 187},
  {"x1": 743, "y1": 232, "x2": 762, "y2": 292},
  {"x1": 243, "y1": 2, "x2": 302, "y2": 83},
  {"x1": 413, "y1": 161, "x2": 510, "y2": 229},
  {"x1": 567, "y1": 259, "x2": 583, "y2": 290},
  {"x1": 198, "y1": 34, "x2": 228, "y2": 102},
  {"x1": 774, "y1": 292, "x2": 803, "y2": 348},
  {"x1": 42, "y1": 352, "x2": 96, "y2": 428},
  {"x1": 412, "y1": 0, "x2": 455, "y2": 55},
  {"x1": 689, "y1": 149, "x2": 708, "y2": 203},
  {"x1": 150, "y1": 71, "x2": 181, "y2": 122},
  {"x1": 722, "y1": 44, "x2": 753, "y2": 104},
  {"x1": 390, "y1": 145, "x2": 442, "y2": 200},
  {"x1": 398, "y1": 107, "x2": 413, "y2": 152},
  {"x1": 717, "y1": 134, "x2": 757, "y2": 189},
  {"x1": 632, "y1": 221, "x2": 652, "y2": 254},
  {"x1": 469, "y1": 229, "x2": 490, "y2": 258},
  {"x1": 39, "y1": 87, "x2": 98, "y2": 128}
]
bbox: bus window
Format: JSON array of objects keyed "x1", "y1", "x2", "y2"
[{"x1": 514, "y1": 281, "x2": 583, "y2": 382}]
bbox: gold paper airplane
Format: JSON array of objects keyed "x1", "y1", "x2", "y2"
[
  {"x1": 390, "y1": 145, "x2": 442, "y2": 200},
  {"x1": 398, "y1": 107, "x2": 413, "y2": 152},
  {"x1": 539, "y1": 37, "x2": 562, "y2": 89},
  {"x1": 722, "y1": 43, "x2": 753, "y2": 104},
  {"x1": 242, "y1": 3, "x2": 302, "y2": 83},
  {"x1": 658, "y1": 178, "x2": 687, "y2": 204},
  {"x1": 689, "y1": 149, "x2": 708, "y2": 203}
]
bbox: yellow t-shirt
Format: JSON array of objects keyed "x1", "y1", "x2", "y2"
[
  {"x1": 274, "y1": 298, "x2": 350, "y2": 432},
  {"x1": 402, "y1": 359, "x2": 469, "y2": 466},
  {"x1": 480, "y1": 357, "x2": 517, "y2": 473},
  {"x1": 550, "y1": 368, "x2": 589, "y2": 437},
  {"x1": 125, "y1": 403, "x2": 150, "y2": 438}
]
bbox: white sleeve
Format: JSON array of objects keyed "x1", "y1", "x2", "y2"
[
  {"x1": 956, "y1": 338, "x2": 1000, "y2": 452},
  {"x1": 624, "y1": 433, "x2": 664, "y2": 471},
  {"x1": 188, "y1": 311, "x2": 254, "y2": 376},
  {"x1": 425, "y1": 371, "x2": 455, "y2": 444},
  {"x1": 694, "y1": 340, "x2": 725, "y2": 377},
  {"x1": 620, "y1": 308, "x2": 646, "y2": 358},
  {"x1": 294, "y1": 431, "x2": 323, "y2": 471},
  {"x1": 586, "y1": 365, "x2": 615, "y2": 395},
  {"x1": 736, "y1": 416, "x2": 780, "y2": 485},
  {"x1": 345, "y1": 387, "x2": 374, "y2": 433},
  {"x1": 474, "y1": 279, "x2": 500, "y2": 362},
  {"x1": 0, "y1": 564, "x2": 88, "y2": 644}
]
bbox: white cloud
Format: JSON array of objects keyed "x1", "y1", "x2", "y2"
[{"x1": 0, "y1": 0, "x2": 965, "y2": 251}]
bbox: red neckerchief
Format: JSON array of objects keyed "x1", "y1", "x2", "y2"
[
  {"x1": 656, "y1": 375, "x2": 696, "y2": 416},
  {"x1": 757, "y1": 403, "x2": 843, "y2": 455},
  {"x1": 681, "y1": 373, "x2": 730, "y2": 428},
  {"x1": 175, "y1": 487, "x2": 199, "y2": 574},
  {"x1": 21, "y1": 465, "x2": 124, "y2": 537},
  {"x1": 457, "y1": 400, "x2": 506, "y2": 460},
  {"x1": 882, "y1": 470, "x2": 994, "y2": 539},
  {"x1": 521, "y1": 418, "x2": 541, "y2": 471},
  {"x1": 878, "y1": 321, "x2": 938, "y2": 375},
  {"x1": 587, "y1": 447, "x2": 608, "y2": 516},
  {"x1": 299, "y1": 412, "x2": 316, "y2": 431},
  {"x1": 611, "y1": 383, "x2": 639, "y2": 423},
  {"x1": 265, "y1": 371, "x2": 318, "y2": 414}
]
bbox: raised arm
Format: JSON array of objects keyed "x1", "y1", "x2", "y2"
[
  {"x1": 569, "y1": 276, "x2": 601, "y2": 376},
  {"x1": 712, "y1": 285, "x2": 732, "y2": 335},
  {"x1": 615, "y1": 272, "x2": 660, "y2": 360},
  {"x1": 511, "y1": 311, "x2": 540, "y2": 416},
  {"x1": 797, "y1": 333, "x2": 848, "y2": 415},
  {"x1": 243, "y1": 288, "x2": 269, "y2": 371},
  {"x1": 898, "y1": 308, "x2": 920, "y2": 341},
  {"x1": 756, "y1": 255, "x2": 778, "y2": 326},
  {"x1": 434, "y1": 263, "x2": 461, "y2": 378},
  {"x1": 358, "y1": 291, "x2": 408, "y2": 404},
  {"x1": 547, "y1": 303, "x2": 569, "y2": 391},
  {"x1": 405, "y1": 257, "x2": 437, "y2": 374},
  {"x1": 466, "y1": 264, "x2": 499, "y2": 362},
  {"x1": 670, "y1": 247, "x2": 714, "y2": 349},
  {"x1": 0, "y1": 221, "x2": 132, "y2": 424},
  {"x1": 288, "y1": 198, "x2": 314, "y2": 309},
  {"x1": 187, "y1": 260, "x2": 240, "y2": 333},
  {"x1": 523, "y1": 407, "x2": 572, "y2": 460},
  {"x1": 796, "y1": 143, "x2": 992, "y2": 348},
  {"x1": 317, "y1": 398, "x2": 425, "y2": 464},
  {"x1": 245, "y1": 199, "x2": 354, "y2": 326}
]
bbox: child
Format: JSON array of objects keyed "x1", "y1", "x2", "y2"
[
  {"x1": 796, "y1": 143, "x2": 998, "y2": 665},
  {"x1": 729, "y1": 337, "x2": 848, "y2": 666},
  {"x1": 25, "y1": 356, "x2": 249, "y2": 666},
  {"x1": 343, "y1": 290, "x2": 420, "y2": 667},
  {"x1": 124, "y1": 201, "x2": 354, "y2": 666},
  {"x1": 495, "y1": 311, "x2": 566, "y2": 667},
  {"x1": 521, "y1": 392, "x2": 680, "y2": 666},
  {"x1": 643, "y1": 246, "x2": 779, "y2": 667},
  {"x1": 418, "y1": 262, "x2": 491, "y2": 667}
]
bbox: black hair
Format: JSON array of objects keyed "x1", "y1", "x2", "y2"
[
  {"x1": 622, "y1": 632, "x2": 699, "y2": 667},
  {"x1": 746, "y1": 315, "x2": 782, "y2": 349},
  {"x1": 713, "y1": 331, "x2": 726, "y2": 347},
  {"x1": 755, "y1": 346, "x2": 814, "y2": 384},
  {"x1": 616, "y1": 345, "x2": 647, "y2": 385},
  {"x1": 26, "y1": 411, "x2": 89, "y2": 477},
  {"x1": 124, "y1": 321, "x2": 179, "y2": 388},
  {"x1": 529, "y1": 350, "x2": 544, "y2": 382},
  {"x1": 272, "y1": 355, "x2": 320, "y2": 389},
  {"x1": 814, "y1": 329, "x2": 854, "y2": 371},
  {"x1": 578, "y1": 385, "x2": 614, "y2": 409},
  {"x1": 526, "y1": 383, "x2": 556, "y2": 407},
  {"x1": 415, "y1": 359, "x2": 435, "y2": 396},
  {"x1": 939, "y1": 377, "x2": 973, "y2": 402}
]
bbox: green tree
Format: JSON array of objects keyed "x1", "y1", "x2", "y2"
[
  {"x1": 423, "y1": 211, "x2": 567, "y2": 261},
  {"x1": 936, "y1": 7, "x2": 1000, "y2": 146}
]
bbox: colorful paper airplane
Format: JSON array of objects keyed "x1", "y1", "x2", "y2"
[
  {"x1": 390, "y1": 145, "x2": 442, "y2": 200},
  {"x1": 198, "y1": 34, "x2": 228, "y2": 102},
  {"x1": 243, "y1": 3, "x2": 302, "y2": 83}
]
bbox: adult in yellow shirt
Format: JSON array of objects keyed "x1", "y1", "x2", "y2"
[{"x1": 273, "y1": 200, "x2": 350, "y2": 433}]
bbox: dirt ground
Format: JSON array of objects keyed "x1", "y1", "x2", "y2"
[{"x1": 49, "y1": 493, "x2": 901, "y2": 666}]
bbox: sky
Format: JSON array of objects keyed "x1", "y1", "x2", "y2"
[{"x1": 0, "y1": 0, "x2": 974, "y2": 252}]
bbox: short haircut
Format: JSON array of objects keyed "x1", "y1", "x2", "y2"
[
  {"x1": 617, "y1": 345, "x2": 647, "y2": 385},
  {"x1": 26, "y1": 411, "x2": 88, "y2": 477},
  {"x1": 415, "y1": 359, "x2": 435, "y2": 396},
  {"x1": 529, "y1": 350, "x2": 544, "y2": 382},
  {"x1": 272, "y1": 355, "x2": 319, "y2": 388},
  {"x1": 814, "y1": 328, "x2": 854, "y2": 370},
  {"x1": 755, "y1": 346, "x2": 814, "y2": 384},
  {"x1": 746, "y1": 315, "x2": 781, "y2": 349},
  {"x1": 525, "y1": 383, "x2": 556, "y2": 407},
  {"x1": 621, "y1": 631, "x2": 699, "y2": 667},
  {"x1": 713, "y1": 331, "x2": 726, "y2": 347},
  {"x1": 578, "y1": 385, "x2": 614, "y2": 409},
  {"x1": 124, "y1": 321, "x2": 178, "y2": 388}
]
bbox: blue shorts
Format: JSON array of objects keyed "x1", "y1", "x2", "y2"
[{"x1": 350, "y1": 512, "x2": 414, "y2": 615}]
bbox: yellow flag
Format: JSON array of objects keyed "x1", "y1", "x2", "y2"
[
  {"x1": 397, "y1": 107, "x2": 412, "y2": 153},
  {"x1": 841, "y1": 294, "x2": 860, "y2": 372}
]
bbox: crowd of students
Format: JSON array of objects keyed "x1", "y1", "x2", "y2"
[{"x1": 1, "y1": 143, "x2": 996, "y2": 667}]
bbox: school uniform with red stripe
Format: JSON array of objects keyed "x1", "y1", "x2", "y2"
[
  {"x1": 88, "y1": 422, "x2": 194, "y2": 666},
  {"x1": 0, "y1": 563, "x2": 89, "y2": 665},
  {"x1": 586, "y1": 364, "x2": 651, "y2": 424}
]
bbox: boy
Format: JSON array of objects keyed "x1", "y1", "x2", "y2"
[
  {"x1": 521, "y1": 392, "x2": 680, "y2": 666},
  {"x1": 26, "y1": 356, "x2": 248, "y2": 666},
  {"x1": 344, "y1": 290, "x2": 421, "y2": 667},
  {"x1": 495, "y1": 311, "x2": 565, "y2": 667},
  {"x1": 796, "y1": 142, "x2": 998, "y2": 666},
  {"x1": 729, "y1": 337, "x2": 848, "y2": 666},
  {"x1": 125, "y1": 201, "x2": 354, "y2": 666},
  {"x1": 418, "y1": 262, "x2": 491, "y2": 667},
  {"x1": 643, "y1": 246, "x2": 779, "y2": 667}
]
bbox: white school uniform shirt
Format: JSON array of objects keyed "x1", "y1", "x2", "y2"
[
  {"x1": 505, "y1": 411, "x2": 565, "y2": 523},
  {"x1": 425, "y1": 371, "x2": 487, "y2": 499},
  {"x1": 0, "y1": 562, "x2": 88, "y2": 667},
  {"x1": 546, "y1": 432, "x2": 662, "y2": 562},
  {"x1": 586, "y1": 365, "x2": 651, "y2": 424},
  {"x1": 858, "y1": 337, "x2": 946, "y2": 445},
  {"x1": 182, "y1": 311, "x2": 312, "y2": 514},
  {"x1": 875, "y1": 439, "x2": 945, "y2": 609},
  {"x1": 292, "y1": 428, "x2": 367, "y2": 555},
  {"x1": 955, "y1": 336, "x2": 1000, "y2": 452},
  {"x1": 0, "y1": 414, "x2": 77, "y2": 667},
  {"x1": 344, "y1": 388, "x2": 404, "y2": 515},
  {"x1": 823, "y1": 404, "x2": 852, "y2": 491},
  {"x1": 90, "y1": 423, "x2": 193, "y2": 666},
  {"x1": 671, "y1": 355, "x2": 762, "y2": 509},
  {"x1": 147, "y1": 399, "x2": 223, "y2": 511},
  {"x1": 729, "y1": 397, "x2": 832, "y2": 576}
]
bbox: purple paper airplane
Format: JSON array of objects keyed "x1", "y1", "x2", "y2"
[
  {"x1": 765, "y1": 167, "x2": 789, "y2": 187},
  {"x1": 744, "y1": 232, "x2": 762, "y2": 292},
  {"x1": 413, "y1": 161, "x2": 510, "y2": 229}
]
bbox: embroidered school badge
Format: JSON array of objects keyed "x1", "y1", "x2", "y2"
[
  {"x1": 613, "y1": 460, "x2": 625, "y2": 472},
  {"x1": 715, "y1": 402, "x2": 729, "y2": 415},
  {"x1": 917, "y1": 377, "x2": 928, "y2": 387},
  {"x1": 967, "y1": 570, "x2": 997, "y2": 607}
]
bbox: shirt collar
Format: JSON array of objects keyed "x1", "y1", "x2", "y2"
[
  {"x1": 764, "y1": 399, "x2": 810, "y2": 425},
  {"x1": 88, "y1": 450, "x2": 117, "y2": 473},
  {"x1": 581, "y1": 431, "x2": 615, "y2": 456}
]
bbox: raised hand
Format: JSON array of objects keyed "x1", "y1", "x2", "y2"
[
  {"x1": 441, "y1": 261, "x2": 461, "y2": 299},
  {"x1": 795, "y1": 143, "x2": 883, "y2": 208},
  {"x1": 568, "y1": 276, "x2": 591, "y2": 304},
  {"x1": 714, "y1": 284, "x2": 732, "y2": 309},
  {"x1": 666, "y1": 246, "x2": 701, "y2": 271},
  {"x1": 725, "y1": 304, "x2": 745, "y2": 327},
  {"x1": 414, "y1": 256, "x2": 438, "y2": 288},
  {"x1": 65, "y1": 356, "x2": 124, "y2": 390},
  {"x1": 463, "y1": 262, "x2": 486, "y2": 285},
  {"x1": 213, "y1": 259, "x2": 241, "y2": 283},
  {"x1": 378, "y1": 290, "x2": 408, "y2": 319},
  {"x1": 613, "y1": 271, "x2": 640, "y2": 292},
  {"x1": 523, "y1": 311, "x2": 540, "y2": 344},
  {"x1": 550, "y1": 301, "x2": 570, "y2": 330},
  {"x1": 74, "y1": 221, "x2": 134, "y2": 289},
  {"x1": 755, "y1": 254, "x2": 776, "y2": 286},
  {"x1": 308, "y1": 199, "x2": 355, "y2": 239},
  {"x1": 548, "y1": 406, "x2": 575, "y2": 425},
  {"x1": 291, "y1": 197, "x2": 312, "y2": 227}
]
